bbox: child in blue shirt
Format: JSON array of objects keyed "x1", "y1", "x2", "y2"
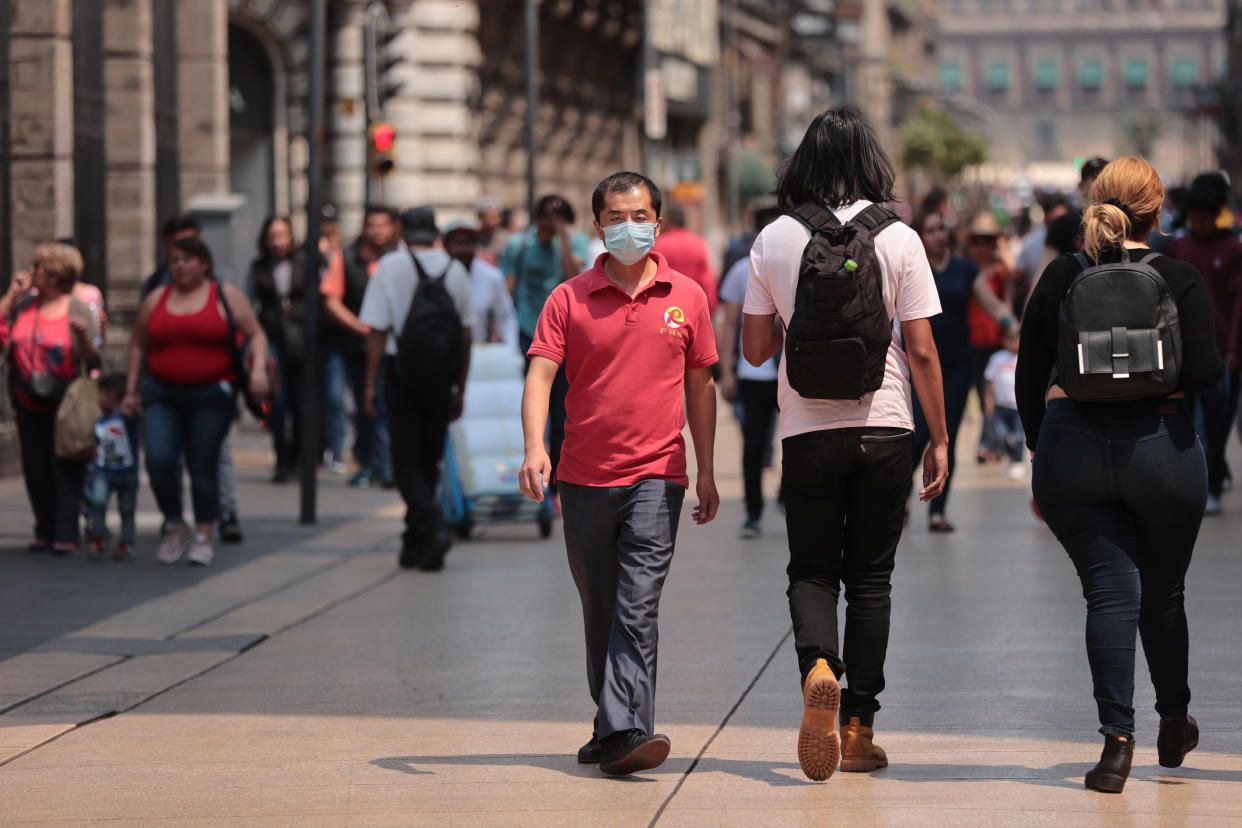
[{"x1": 87, "y1": 374, "x2": 140, "y2": 561}]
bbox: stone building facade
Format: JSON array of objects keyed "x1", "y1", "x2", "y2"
[{"x1": 938, "y1": 0, "x2": 1226, "y2": 187}]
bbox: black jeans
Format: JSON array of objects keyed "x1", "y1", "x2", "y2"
[
  {"x1": 520, "y1": 330, "x2": 568, "y2": 486},
  {"x1": 738, "y1": 379, "x2": 779, "y2": 522},
  {"x1": 1032, "y1": 398, "x2": 1205, "y2": 738},
  {"x1": 911, "y1": 355, "x2": 972, "y2": 518},
  {"x1": 385, "y1": 358, "x2": 451, "y2": 550},
  {"x1": 15, "y1": 405, "x2": 88, "y2": 546},
  {"x1": 783, "y1": 426, "x2": 912, "y2": 724},
  {"x1": 1194, "y1": 372, "x2": 1237, "y2": 497}
]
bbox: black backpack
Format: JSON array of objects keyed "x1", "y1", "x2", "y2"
[
  {"x1": 784, "y1": 203, "x2": 899, "y2": 400},
  {"x1": 395, "y1": 251, "x2": 465, "y2": 388},
  {"x1": 1057, "y1": 250, "x2": 1181, "y2": 402}
]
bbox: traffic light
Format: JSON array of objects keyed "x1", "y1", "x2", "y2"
[{"x1": 368, "y1": 121, "x2": 396, "y2": 177}]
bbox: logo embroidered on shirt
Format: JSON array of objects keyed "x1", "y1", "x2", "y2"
[{"x1": 663, "y1": 306, "x2": 686, "y2": 328}]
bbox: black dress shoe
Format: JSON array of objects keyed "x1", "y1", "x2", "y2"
[
  {"x1": 577, "y1": 737, "x2": 603, "y2": 764},
  {"x1": 599, "y1": 729, "x2": 671, "y2": 776},
  {"x1": 418, "y1": 530, "x2": 452, "y2": 572},
  {"x1": 1084, "y1": 735, "x2": 1134, "y2": 793},
  {"x1": 218, "y1": 512, "x2": 243, "y2": 544},
  {"x1": 1158, "y1": 715, "x2": 1199, "y2": 768}
]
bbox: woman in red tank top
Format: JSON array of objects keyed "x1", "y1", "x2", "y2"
[{"x1": 123, "y1": 236, "x2": 269, "y2": 567}]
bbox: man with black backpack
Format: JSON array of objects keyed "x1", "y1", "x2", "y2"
[
  {"x1": 743, "y1": 107, "x2": 949, "y2": 782},
  {"x1": 360, "y1": 207, "x2": 473, "y2": 572}
]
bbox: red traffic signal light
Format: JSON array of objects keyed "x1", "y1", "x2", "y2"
[{"x1": 372, "y1": 123, "x2": 394, "y2": 153}]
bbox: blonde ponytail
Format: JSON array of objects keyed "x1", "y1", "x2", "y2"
[
  {"x1": 1083, "y1": 203, "x2": 1131, "y2": 262},
  {"x1": 1083, "y1": 157, "x2": 1164, "y2": 262}
]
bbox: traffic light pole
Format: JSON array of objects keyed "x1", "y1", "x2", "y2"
[
  {"x1": 299, "y1": 0, "x2": 327, "y2": 525},
  {"x1": 524, "y1": 0, "x2": 539, "y2": 215}
]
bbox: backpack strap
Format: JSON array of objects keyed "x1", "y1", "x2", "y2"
[
  {"x1": 1137, "y1": 251, "x2": 1162, "y2": 267},
  {"x1": 852, "y1": 204, "x2": 900, "y2": 234},
  {"x1": 407, "y1": 249, "x2": 451, "y2": 282},
  {"x1": 1073, "y1": 251, "x2": 1091, "y2": 271},
  {"x1": 786, "y1": 202, "x2": 841, "y2": 232}
]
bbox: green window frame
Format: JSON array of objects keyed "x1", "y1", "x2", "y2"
[
  {"x1": 1033, "y1": 59, "x2": 1059, "y2": 91},
  {"x1": 939, "y1": 61, "x2": 963, "y2": 92},
  {"x1": 1124, "y1": 57, "x2": 1148, "y2": 88},
  {"x1": 1079, "y1": 58, "x2": 1103, "y2": 89},
  {"x1": 985, "y1": 61, "x2": 1010, "y2": 92}
]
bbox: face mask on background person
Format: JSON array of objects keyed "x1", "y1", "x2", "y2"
[{"x1": 603, "y1": 222, "x2": 657, "y2": 266}]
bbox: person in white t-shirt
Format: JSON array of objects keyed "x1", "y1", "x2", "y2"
[
  {"x1": 716, "y1": 205, "x2": 783, "y2": 539},
  {"x1": 743, "y1": 106, "x2": 949, "y2": 783},
  {"x1": 442, "y1": 218, "x2": 518, "y2": 349},
  {"x1": 983, "y1": 329, "x2": 1024, "y2": 476}
]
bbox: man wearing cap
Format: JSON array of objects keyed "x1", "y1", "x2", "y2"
[
  {"x1": 359, "y1": 207, "x2": 473, "y2": 571},
  {"x1": 519, "y1": 171, "x2": 719, "y2": 776},
  {"x1": 443, "y1": 217, "x2": 518, "y2": 348}
]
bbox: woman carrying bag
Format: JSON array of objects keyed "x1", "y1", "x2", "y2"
[
  {"x1": 123, "y1": 236, "x2": 269, "y2": 567},
  {"x1": 0, "y1": 243, "x2": 100, "y2": 555}
]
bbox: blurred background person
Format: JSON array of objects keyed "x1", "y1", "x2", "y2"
[
  {"x1": 248, "y1": 216, "x2": 313, "y2": 484},
  {"x1": 443, "y1": 217, "x2": 518, "y2": 348},
  {"x1": 475, "y1": 196, "x2": 509, "y2": 266},
  {"x1": 653, "y1": 207, "x2": 718, "y2": 313},
  {"x1": 1, "y1": 244, "x2": 100, "y2": 555},
  {"x1": 965, "y1": 211, "x2": 1019, "y2": 466},
  {"x1": 123, "y1": 236, "x2": 268, "y2": 567},
  {"x1": 321, "y1": 205, "x2": 399, "y2": 488}
]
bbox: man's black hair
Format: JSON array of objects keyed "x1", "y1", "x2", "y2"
[
  {"x1": 777, "y1": 107, "x2": 895, "y2": 210},
  {"x1": 590, "y1": 172, "x2": 663, "y2": 222},
  {"x1": 665, "y1": 207, "x2": 686, "y2": 228},
  {"x1": 363, "y1": 204, "x2": 399, "y2": 221},
  {"x1": 1187, "y1": 172, "x2": 1229, "y2": 213},
  {"x1": 162, "y1": 214, "x2": 201, "y2": 238},
  {"x1": 1040, "y1": 193, "x2": 1070, "y2": 213},
  {"x1": 533, "y1": 194, "x2": 576, "y2": 224},
  {"x1": 98, "y1": 373, "x2": 127, "y2": 396}
]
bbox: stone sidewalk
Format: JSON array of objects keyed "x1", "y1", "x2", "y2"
[{"x1": 1, "y1": 418, "x2": 1240, "y2": 825}]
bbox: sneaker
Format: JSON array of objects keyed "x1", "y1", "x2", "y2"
[
  {"x1": 186, "y1": 533, "x2": 214, "y2": 567},
  {"x1": 798, "y1": 658, "x2": 841, "y2": 781},
  {"x1": 348, "y1": 470, "x2": 374, "y2": 489},
  {"x1": 157, "y1": 522, "x2": 191, "y2": 565},
  {"x1": 599, "y1": 729, "x2": 671, "y2": 776},
  {"x1": 1007, "y1": 462, "x2": 1027, "y2": 480},
  {"x1": 739, "y1": 519, "x2": 761, "y2": 539},
  {"x1": 88, "y1": 538, "x2": 107, "y2": 561},
  {"x1": 1205, "y1": 495, "x2": 1221, "y2": 516},
  {"x1": 326, "y1": 460, "x2": 349, "y2": 475},
  {"x1": 218, "y1": 512, "x2": 244, "y2": 544},
  {"x1": 112, "y1": 542, "x2": 135, "y2": 562},
  {"x1": 51, "y1": 541, "x2": 79, "y2": 557}
]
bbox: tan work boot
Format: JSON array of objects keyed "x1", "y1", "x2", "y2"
[
  {"x1": 840, "y1": 716, "x2": 888, "y2": 772},
  {"x1": 797, "y1": 658, "x2": 841, "y2": 781}
]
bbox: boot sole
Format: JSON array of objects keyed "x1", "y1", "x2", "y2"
[
  {"x1": 600, "y1": 736, "x2": 671, "y2": 776},
  {"x1": 841, "y1": 755, "x2": 889, "y2": 773},
  {"x1": 798, "y1": 674, "x2": 841, "y2": 781},
  {"x1": 1158, "y1": 732, "x2": 1199, "y2": 769},
  {"x1": 1085, "y1": 772, "x2": 1126, "y2": 793}
]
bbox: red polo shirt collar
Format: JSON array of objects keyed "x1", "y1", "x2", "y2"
[{"x1": 583, "y1": 251, "x2": 674, "y2": 297}]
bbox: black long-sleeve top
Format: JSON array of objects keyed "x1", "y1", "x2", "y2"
[{"x1": 1016, "y1": 247, "x2": 1224, "y2": 450}]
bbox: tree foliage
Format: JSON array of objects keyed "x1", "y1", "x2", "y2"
[{"x1": 900, "y1": 106, "x2": 987, "y2": 184}]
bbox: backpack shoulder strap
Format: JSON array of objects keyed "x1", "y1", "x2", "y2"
[
  {"x1": 407, "y1": 248, "x2": 430, "y2": 282},
  {"x1": 787, "y1": 202, "x2": 840, "y2": 233},
  {"x1": 852, "y1": 204, "x2": 900, "y2": 234},
  {"x1": 1073, "y1": 251, "x2": 1091, "y2": 272},
  {"x1": 1137, "y1": 251, "x2": 1163, "y2": 267}
]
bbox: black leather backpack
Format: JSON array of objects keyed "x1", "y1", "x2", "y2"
[
  {"x1": 784, "y1": 203, "x2": 898, "y2": 400},
  {"x1": 1057, "y1": 250, "x2": 1182, "y2": 401}
]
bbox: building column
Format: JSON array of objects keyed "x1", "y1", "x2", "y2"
[
  {"x1": 176, "y1": 0, "x2": 229, "y2": 202},
  {"x1": 103, "y1": 0, "x2": 156, "y2": 326},
  {"x1": 8, "y1": 0, "x2": 75, "y2": 269}
]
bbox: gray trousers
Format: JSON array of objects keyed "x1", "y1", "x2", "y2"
[
  {"x1": 559, "y1": 479, "x2": 685, "y2": 741},
  {"x1": 217, "y1": 435, "x2": 238, "y2": 515}
]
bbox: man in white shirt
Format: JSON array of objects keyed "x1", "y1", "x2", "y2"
[
  {"x1": 442, "y1": 218, "x2": 518, "y2": 349},
  {"x1": 744, "y1": 107, "x2": 949, "y2": 783},
  {"x1": 359, "y1": 207, "x2": 473, "y2": 572}
]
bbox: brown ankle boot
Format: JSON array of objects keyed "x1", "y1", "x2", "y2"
[
  {"x1": 797, "y1": 659, "x2": 841, "y2": 782},
  {"x1": 1157, "y1": 715, "x2": 1199, "y2": 769},
  {"x1": 1084, "y1": 735, "x2": 1134, "y2": 793},
  {"x1": 839, "y1": 716, "x2": 888, "y2": 772}
]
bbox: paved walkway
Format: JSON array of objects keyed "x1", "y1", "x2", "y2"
[{"x1": 1, "y1": 414, "x2": 1240, "y2": 825}]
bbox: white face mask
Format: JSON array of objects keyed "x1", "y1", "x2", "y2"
[{"x1": 603, "y1": 222, "x2": 657, "y2": 265}]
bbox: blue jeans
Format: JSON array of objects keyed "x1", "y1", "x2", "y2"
[
  {"x1": 143, "y1": 376, "x2": 236, "y2": 525},
  {"x1": 1032, "y1": 398, "x2": 1205, "y2": 737},
  {"x1": 991, "y1": 405, "x2": 1025, "y2": 462},
  {"x1": 87, "y1": 473, "x2": 138, "y2": 545},
  {"x1": 1193, "y1": 373, "x2": 1232, "y2": 497},
  {"x1": 323, "y1": 348, "x2": 391, "y2": 477}
]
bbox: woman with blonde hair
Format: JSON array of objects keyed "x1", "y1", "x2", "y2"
[
  {"x1": 1017, "y1": 157, "x2": 1223, "y2": 793},
  {"x1": 0, "y1": 243, "x2": 100, "y2": 554}
]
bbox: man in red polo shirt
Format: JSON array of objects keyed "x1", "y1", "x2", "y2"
[{"x1": 519, "y1": 171, "x2": 719, "y2": 777}]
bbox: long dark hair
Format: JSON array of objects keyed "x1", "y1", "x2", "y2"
[
  {"x1": 256, "y1": 215, "x2": 294, "y2": 260},
  {"x1": 776, "y1": 107, "x2": 895, "y2": 210}
]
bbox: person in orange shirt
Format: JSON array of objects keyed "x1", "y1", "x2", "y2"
[{"x1": 321, "y1": 205, "x2": 400, "y2": 487}]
